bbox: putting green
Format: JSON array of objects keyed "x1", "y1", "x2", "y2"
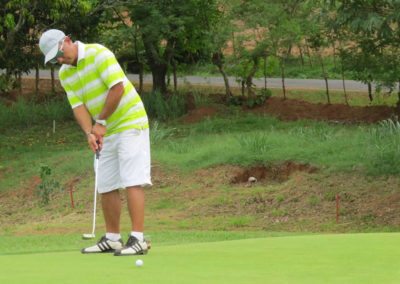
[{"x1": 1, "y1": 233, "x2": 399, "y2": 284}]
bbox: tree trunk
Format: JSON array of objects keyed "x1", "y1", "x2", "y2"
[
  {"x1": 319, "y1": 54, "x2": 330, "y2": 104},
  {"x1": 166, "y1": 66, "x2": 171, "y2": 87},
  {"x1": 246, "y1": 57, "x2": 259, "y2": 97},
  {"x1": 280, "y1": 58, "x2": 287, "y2": 100},
  {"x1": 51, "y1": 66, "x2": 55, "y2": 94},
  {"x1": 264, "y1": 54, "x2": 268, "y2": 90},
  {"x1": 151, "y1": 64, "x2": 167, "y2": 94},
  {"x1": 172, "y1": 59, "x2": 177, "y2": 92},
  {"x1": 341, "y1": 63, "x2": 349, "y2": 105},
  {"x1": 299, "y1": 45, "x2": 305, "y2": 67},
  {"x1": 368, "y1": 82, "x2": 373, "y2": 102},
  {"x1": 142, "y1": 33, "x2": 169, "y2": 95},
  {"x1": 231, "y1": 32, "x2": 236, "y2": 57},
  {"x1": 396, "y1": 79, "x2": 400, "y2": 109},
  {"x1": 17, "y1": 73, "x2": 22, "y2": 96},
  {"x1": 35, "y1": 64, "x2": 39, "y2": 97},
  {"x1": 305, "y1": 43, "x2": 313, "y2": 67},
  {"x1": 332, "y1": 43, "x2": 337, "y2": 70},
  {"x1": 139, "y1": 63, "x2": 144, "y2": 94},
  {"x1": 212, "y1": 52, "x2": 232, "y2": 99}
]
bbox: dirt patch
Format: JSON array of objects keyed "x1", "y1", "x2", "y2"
[
  {"x1": 181, "y1": 106, "x2": 218, "y2": 124},
  {"x1": 252, "y1": 97, "x2": 397, "y2": 123},
  {"x1": 179, "y1": 96, "x2": 396, "y2": 125},
  {"x1": 65, "y1": 177, "x2": 81, "y2": 193},
  {"x1": 231, "y1": 161, "x2": 318, "y2": 184}
]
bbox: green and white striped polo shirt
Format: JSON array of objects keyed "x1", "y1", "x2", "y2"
[{"x1": 59, "y1": 42, "x2": 148, "y2": 136}]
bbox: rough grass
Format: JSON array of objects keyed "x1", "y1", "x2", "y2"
[{"x1": 152, "y1": 114, "x2": 400, "y2": 175}]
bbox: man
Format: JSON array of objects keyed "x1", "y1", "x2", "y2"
[{"x1": 39, "y1": 29, "x2": 151, "y2": 256}]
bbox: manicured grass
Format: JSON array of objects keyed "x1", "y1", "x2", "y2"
[{"x1": 1, "y1": 233, "x2": 399, "y2": 284}]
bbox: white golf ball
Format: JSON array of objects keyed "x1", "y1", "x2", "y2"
[{"x1": 136, "y1": 259, "x2": 144, "y2": 267}]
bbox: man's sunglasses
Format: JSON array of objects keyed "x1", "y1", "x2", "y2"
[{"x1": 49, "y1": 37, "x2": 67, "y2": 64}]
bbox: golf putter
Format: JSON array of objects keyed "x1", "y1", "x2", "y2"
[{"x1": 82, "y1": 149, "x2": 100, "y2": 239}]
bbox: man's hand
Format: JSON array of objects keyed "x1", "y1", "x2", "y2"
[
  {"x1": 87, "y1": 132, "x2": 102, "y2": 152},
  {"x1": 90, "y1": 123, "x2": 106, "y2": 150},
  {"x1": 92, "y1": 123, "x2": 107, "y2": 138}
]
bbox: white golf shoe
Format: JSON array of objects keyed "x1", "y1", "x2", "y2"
[
  {"x1": 81, "y1": 236, "x2": 123, "y2": 254},
  {"x1": 114, "y1": 235, "x2": 150, "y2": 256}
]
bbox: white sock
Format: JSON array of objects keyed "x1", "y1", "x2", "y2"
[
  {"x1": 106, "y1": 232, "x2": 121, "y2": 242},
  {"x1": 130, "y1": 231, "x2": 144, "y2": 242}
]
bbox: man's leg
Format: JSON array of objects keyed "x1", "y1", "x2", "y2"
[
  {"x1": 101, "y1": 190, "x2": 121, "y2": 233},
  {"x1": 113, "y1": 185, "x2": 148, "y2": 256},
  {"x1": 126, "y1": 186, "x2": 145, "y2": 232},
  {"x1": 81, "y1": 189, "x2": 123, "y2": 253}
]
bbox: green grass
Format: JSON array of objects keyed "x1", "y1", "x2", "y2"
[
  {"x1": 153, "y1": 114, "x2": 400, "y2": 175},
  {"x1": 2, "y1": 112, "x2": 400, "y2": 194},
  {"x1": 1, "y1": 233, "x2": 400, "y2": 283}
]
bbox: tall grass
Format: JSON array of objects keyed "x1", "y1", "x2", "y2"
[
  {"x1": 152, "y1": 114, "x2": 400, "y2": 176},
  {"x1": 364, "y1": 119, "x2": 400, "y2": 175},
  {"x1": 141, "y1": 91, "x2": 187, "y2": 121},
  {"x1": 0, "y1": 97, "x2": 73, "y2": 130}
]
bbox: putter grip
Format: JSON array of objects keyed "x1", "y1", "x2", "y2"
[{"x1": 95, "y1": 140, "x2": 100, "y2": 159}]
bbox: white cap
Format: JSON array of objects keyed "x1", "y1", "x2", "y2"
[{"x1": 39, "y1": 29, "x2": 66, "y2": 64}]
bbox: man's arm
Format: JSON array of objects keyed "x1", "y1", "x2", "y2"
[
  {"x1": 73, "y1": 104, "x2": 99, "y2": 152},
  {"x1": 91, "y1": 82, "x2": 125, "y2": 139},
  {"x1": 98, "y1": 82, "x2": 124, "y2": 120}
]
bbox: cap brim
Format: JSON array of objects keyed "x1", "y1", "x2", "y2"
[{"x1": 44, "y1": 45, "x2": 59, "y2": 64}]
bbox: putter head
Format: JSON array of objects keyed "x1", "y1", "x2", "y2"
[{"x1": 82, "y1": 233, "x2": 96, "y2": 239}]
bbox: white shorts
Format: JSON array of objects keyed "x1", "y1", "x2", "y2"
[{"x1": 95, "y1": 128, "x2": 152, "y2": 193}]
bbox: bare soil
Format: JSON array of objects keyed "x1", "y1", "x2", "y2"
[
  {"x1": 181, "y1": 96, "x2": 397, "y2": 125},
  {"x1": 252, "y1": 97, "x2": 397, "y2": 124}
]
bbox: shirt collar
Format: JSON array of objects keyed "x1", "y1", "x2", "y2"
[{"x1": 76, "y1": 41, "x2": 86, "y2": 63}]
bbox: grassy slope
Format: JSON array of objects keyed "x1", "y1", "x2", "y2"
[{"x1": 1, "y1": 111, "x2": 400, "y2": 236}]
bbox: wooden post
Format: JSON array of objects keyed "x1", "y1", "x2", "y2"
[{"x1": 336, "y1": 194, "x2": 340, "y2": 223}]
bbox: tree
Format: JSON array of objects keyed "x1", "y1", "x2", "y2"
[
  {"x1": 127, "y1": 0, "x2": 218, "y2": 95},
  {"x1": 328, "y1": 0, "x2": 400, "y2": 103}
]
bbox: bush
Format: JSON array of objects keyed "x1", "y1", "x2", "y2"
[
  {"x1": 36, "y1": 165, "x2": 63, "y2": 206},
  {"x1": 141, "y1": 91, "x2": 187, "y2": 121},
  {"x1": 228, "y1": 88, "x2": 272, "y2": 108},
  {"x1": 0, "y1": 74, "x2": 15, "y2": 93}
]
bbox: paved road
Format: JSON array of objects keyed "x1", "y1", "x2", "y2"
[{"x1": 26, "y1": 69, "x2": 373, "y2": 92}]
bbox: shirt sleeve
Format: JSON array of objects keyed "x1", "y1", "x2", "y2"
[
  {"x1": 94, "y1": 47, "x2": 125, "y2": 89},
  {"x1": 59, "y1": 70, "x2": 83, "y2": 109}
]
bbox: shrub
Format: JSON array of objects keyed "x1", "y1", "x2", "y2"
[
  {"x1": 228, "y1": 88, "x2": 272, "y2": 108},
  {"x1": 141, "y1": 91, "x2": 187, "y2": 121},
  {"x1": 36, "y1": 165, "x2": 62, "y2": 206}
]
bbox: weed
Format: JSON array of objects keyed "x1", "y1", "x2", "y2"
[
  {"x1": 36, "y1": 165, "x2": 63, "y2": 206},
  {"x1": 323, "y1": 191, "x2": 337, "y2": 202},
  {"x1": 275, "y1": 194, "x2": 285, "y2": 203},
  {"x1": 150, "y1": 121, "x2": 176, "y2": 145},
  {"x1": 308, "y1": 195, "x2": 320, "y2": 207},
  {"x1": 271, "y1": 209, "x2": 288, "y2": 217},
  {"x1": 229, "y1": 216, "x2": 253, "y2": 228},
  {"x1": 236, "y1": 133, "x2": 271, "y2": 154}
]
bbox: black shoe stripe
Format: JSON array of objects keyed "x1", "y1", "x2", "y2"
[
  {"x1": 98, "y1": 243, "x2": 105, "y2": 251},
  {"x1": 133, "y1": 243, "x2": 142, "y2": 252},
  {"x1": 104, "y1": 241, "x2": 112, "y2": 250}
]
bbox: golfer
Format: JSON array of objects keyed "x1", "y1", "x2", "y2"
[{"x1": 39, "y1": 29, "x2": 151, "y2": 256}]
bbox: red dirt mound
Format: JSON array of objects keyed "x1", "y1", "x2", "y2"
[
  {"x1": 231, "y1": 161, "x2": 318, "y2": 184},
  {"x1": 252, "y1": 97, "x2": 396, "y2": 123}
]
